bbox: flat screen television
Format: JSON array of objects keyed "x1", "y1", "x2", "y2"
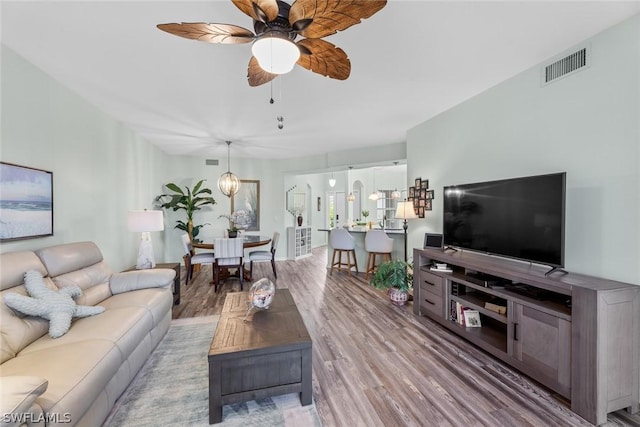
[{"x1": 443, "y1": 172, "x2": 566, "y2": 268}]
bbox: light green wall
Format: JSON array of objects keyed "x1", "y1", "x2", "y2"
[
  {"x1": 407, "y1": 15, "x2": 639, "y2": 284},
  {"x1": 1, "y1": 46, "x2": 170, "y2": 271}
]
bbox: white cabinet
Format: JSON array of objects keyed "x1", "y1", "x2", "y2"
[{"x1": 287, "y1": 227, "x2": 312, "y2": 260}]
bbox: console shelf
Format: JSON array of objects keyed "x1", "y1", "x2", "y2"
[{"x1": 414, "y1": 248, "x2": 639, "y2": 426}]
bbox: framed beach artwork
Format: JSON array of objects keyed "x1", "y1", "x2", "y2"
[
  {"x1": 0, "y1": 162, "x2": 53, "y2": 241},
  {"x1": 231, "y1": 179, "x2": 260, "y2": 231}
]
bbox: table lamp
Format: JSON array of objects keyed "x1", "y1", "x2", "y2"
[
  {"x1": 395, "y1": 200, "x2": 418, "y2": 262},
  {"x1": 128, "y1": 209, "x2": 164, "y2": 269}
]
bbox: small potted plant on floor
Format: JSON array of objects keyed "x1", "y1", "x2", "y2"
[{"x1": 369, "y1": 259, "x2": 413, "y2": 306}]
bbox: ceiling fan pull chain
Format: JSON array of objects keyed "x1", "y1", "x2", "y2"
[
  {"x1": 277, "y1": 78, "x2": 284, "y2": 130},
  {"x1": 269, "y1": 80, "x2": 274, "y2": 104}
]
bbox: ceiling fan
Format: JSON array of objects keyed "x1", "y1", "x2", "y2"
[{"x1": 157, "y1": 0, "x2": 387, "y2": 86}]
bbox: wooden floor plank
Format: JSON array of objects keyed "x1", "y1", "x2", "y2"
[{"x1": 173, "y1": 247, "x2": 640, "y2": 427}]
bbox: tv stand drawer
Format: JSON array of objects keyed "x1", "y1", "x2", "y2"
[{"x1": 419, "y1": 270, "x2": 444, "y2": 296}]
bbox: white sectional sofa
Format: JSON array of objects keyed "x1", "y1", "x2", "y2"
[{"x1": 0, "y1": 241, "x2": 175, "y2": 427}]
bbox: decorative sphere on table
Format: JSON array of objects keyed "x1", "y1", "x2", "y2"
[{"x1": 247, "y1": 278, "x2": 276, "y2": 309}]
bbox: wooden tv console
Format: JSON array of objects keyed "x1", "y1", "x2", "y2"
[{"x1": 413, "y1": 248, "x2": 639, "y2": 425}]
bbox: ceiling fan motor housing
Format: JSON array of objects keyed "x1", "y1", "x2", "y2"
[{"x1": 253, "y1": 0, "x2": 297, "y2": 41}]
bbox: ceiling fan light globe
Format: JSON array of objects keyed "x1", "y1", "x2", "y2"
[
  {"x1": 252, "y1": 36, "x2": 300, "y2": 74},
  {"x1": 218, "y1": 172, "x2": 241, "y2": 197}
]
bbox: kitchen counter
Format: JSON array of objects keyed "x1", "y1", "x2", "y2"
[{"x1": 318, "y1": 227, "x2": 408, "y2": 270}]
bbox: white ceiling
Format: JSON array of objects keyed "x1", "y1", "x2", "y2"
[{"x1": 2, "y1": 1, "x2": 639, "y2": 160}]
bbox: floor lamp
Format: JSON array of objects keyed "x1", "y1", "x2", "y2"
[
  {"x1": 395, "y1": 201, "x2": 417, "y2": 262},
  {"x1": 128, "y1": 209, "x2": 164, "y2": 269}
]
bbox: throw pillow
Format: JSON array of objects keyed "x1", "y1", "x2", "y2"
[{"x1": 4, "y1": 270, "x2": 105, "y2": 338}]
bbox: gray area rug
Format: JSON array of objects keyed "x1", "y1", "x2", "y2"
[{"x1": 104, "y1": 316, "x2": 321, "y2": 426}]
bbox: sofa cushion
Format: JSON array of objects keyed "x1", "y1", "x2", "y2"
[
  {"x1": 100, "y1": 288, "x2": 173, "y2": 327},
  {"x1": 0, "y1": 252, "x2": 51, "y2": 364},
  {"x1": 0, "y1": 251, "x2": 48, "y2": 291},
  {"x1": 19, "y1": 305, "x2": 152, "y2": 363},
  {"x1": 35, "y1": 242, "x2": 103, "y2": 277},
  {"x1": 51, "y1": 262, "x2": 112, "y2": 306},
  {"x1": 0, "y1": 376, "x2": 48, "y2": 423},
  {"x1": 36, "y1": 242, "x2": 113, "y2": 306},
  {"x1": 0, "y1": 340, "x2": 122, "y2": 422}
]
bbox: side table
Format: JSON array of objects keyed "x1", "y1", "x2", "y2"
[{"x1": 124, "y1": 262, "x2": 181, "y2": 305}]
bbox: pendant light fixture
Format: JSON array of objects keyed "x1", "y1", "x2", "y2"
[
  {"x1": 391, "y1": 162, "x2": 402, "y2": 199},
  {"x1": 369, "y1": 167, "x2": 379, "y2": 201},
  {"x1": 346, "y1": 167, "x2": 354, "y2": 201},
  {"x1": 218, "y1": 141, "x2": 240, "y2": 198},
  {"x1": 329, "y1": 172, "x2": 336, "y2": 188}
]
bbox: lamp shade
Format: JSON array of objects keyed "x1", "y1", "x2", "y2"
[
  {"x1": 395, "y1": 201, "x2": 417, "y2": 220},
  {"x1": 329, "y1": 178, "x2": 336, "y2": 187},
  {"x1": 251, "y1": 35, "x2": 300, "y2": 74},
  {"x1": 128, "y1": 210, "x2": 164, "y2": 232}
]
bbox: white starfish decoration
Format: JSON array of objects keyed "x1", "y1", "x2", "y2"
[{"x1": 4, "y1": 270, "x2": 105, "y2": 338}]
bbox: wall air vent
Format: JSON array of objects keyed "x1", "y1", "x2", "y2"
[
  {"x1": 205, "y1": 159, "x2": 219, "y2": 166},
  {"x1": 542, "y1": 44, "x2": 590, "y2": 86}
]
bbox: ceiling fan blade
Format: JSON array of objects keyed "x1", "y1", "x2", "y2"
[
  {"x1": 248, "y1": 56, "x2": 278, "y2": 86},
  {"x1": 157, "y1": 22, "x2": 254, "y2": 44},
  {"x1": 296, "y1": 38, "x2": 350, "y2": 80},
  {"x1": 232, "y1": 0, "x2": 279, "y2": 23},
  {"x1": 289, "y1": 0, "x2": 387, "y2": 39}
]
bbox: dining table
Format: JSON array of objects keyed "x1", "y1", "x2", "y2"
[
  {"x1": 192, "y1": 235, "x2": 272, "y2": 282},
  {"x1": 192, "y1": 235, "x2": 271, "y2": 251}
]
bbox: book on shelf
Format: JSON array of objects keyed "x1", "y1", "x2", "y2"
[
  {"x1": 430, "y1": 267, "x2": 453, "y2": 273},
  {"x1": 450, "y1": 300, "x2": 458, "y2": 323},
  {"x1": 463, "y1": 310, "x2": 482, "y2": 327}
]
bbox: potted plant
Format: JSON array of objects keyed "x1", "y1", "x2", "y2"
[
  {"x1": 361, "y1": 210, "x2": 370, "y2": 228},
  {"x1": 369, "y1": 259, "x2": 413, "y2": 306},
  {"x1": 218, "y1": 210, "x2": 248, "y2": 238},
  {"x1": 155, "y1": 180, "x2": 216, "y2": 243}
]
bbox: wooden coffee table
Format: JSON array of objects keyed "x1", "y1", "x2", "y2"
[{"x1": 208, "y1": 289, "x2": 312, "y2": 424}]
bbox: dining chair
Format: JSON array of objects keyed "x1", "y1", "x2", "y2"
[
  {"x1": 329, "y1": 228, "x2": 358, "y2": 275},
  {"x1": 364, "y1": 229, "x2": 393, "y2": 280},
  {"x1": 213, "y1": 237, "x2": 245, "y2": 292},
  {"x1": 180, "y1": 233, "x2": 215, "y2": 286},
  {"x1": 247, "y1": 231, "x2": 279, "y2": 280}
]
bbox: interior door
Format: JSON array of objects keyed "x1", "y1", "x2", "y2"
[{"x1": 335, "y1": 192, "x2": 346, "y2": 227}]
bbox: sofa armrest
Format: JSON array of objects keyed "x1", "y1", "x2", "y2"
[
  {"x1": 110, "y1": 269, "x2": 176, "y2": 295},
  {"x1": 0, "y1": 376, "x2": 48, "y2": 426}
]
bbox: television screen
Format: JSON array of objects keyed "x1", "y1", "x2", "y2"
[{"x1": 443, "y1": 173, "x2": 565, "y2": 267}]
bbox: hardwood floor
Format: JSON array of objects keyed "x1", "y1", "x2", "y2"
[{"x1": 173, "y1": 247, "x2": 640, "y2": 427}]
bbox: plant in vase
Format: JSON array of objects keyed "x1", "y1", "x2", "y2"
[
  {"x1": 369, "y1": 259, "x2": 413, "y2": 306},
  {"x1": 155, "y1": 180, "x2": 216, "y2": 243},
  {"x1": 361, "y1": 210, "x2": 370, "y2": 228},
  {"x1": 219, "y1": 210, "x2": 248, "y2": 237}
]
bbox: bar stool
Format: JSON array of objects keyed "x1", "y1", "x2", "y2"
[
  {"x1": 364, "y1": 229, "x2": 393, "y2": 280},
  {"x1": 329, "y1": 228, "x2": 358, "y2": 275}
]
